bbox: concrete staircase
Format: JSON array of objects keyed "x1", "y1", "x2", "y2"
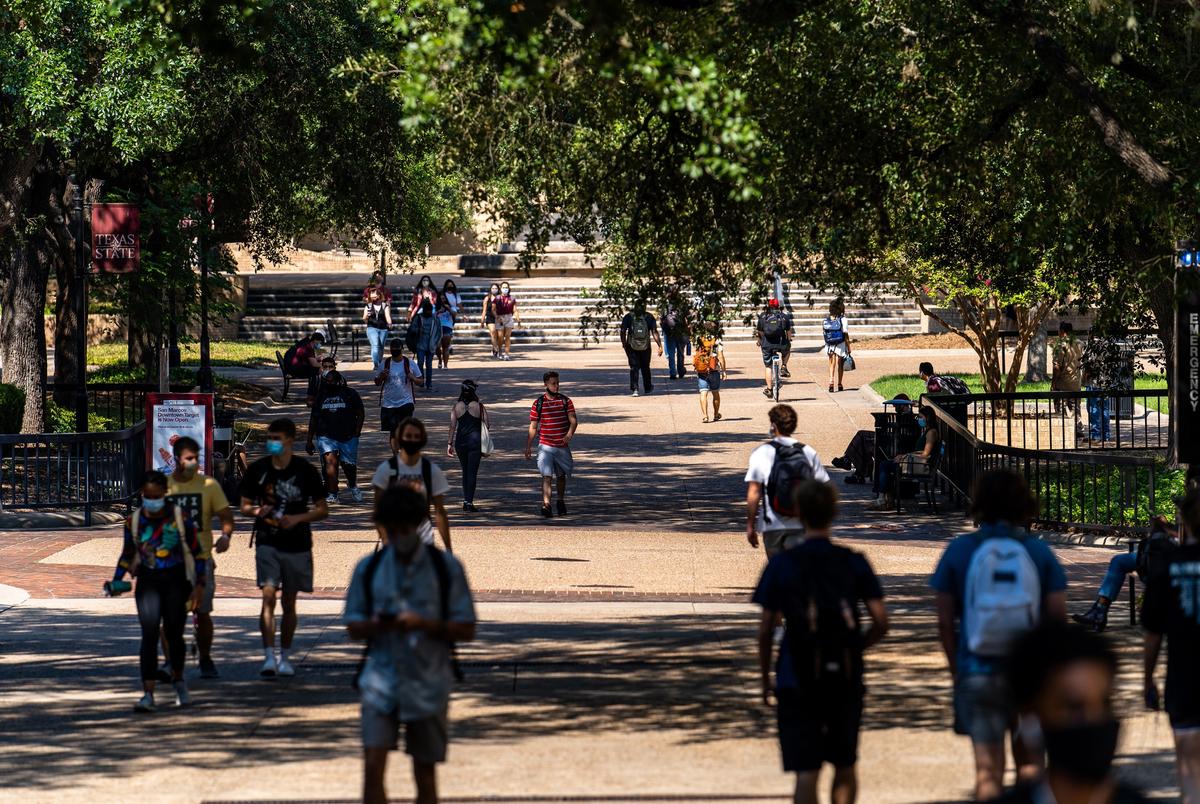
[{"x1": 237, "y1": 281, "x2": 923, "y2": 344}]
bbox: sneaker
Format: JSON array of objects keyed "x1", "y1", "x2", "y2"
[
  {"x1": 260, "y1": 657, "x2": 278, "y2": 678},
  {"x1": 198, "y1": 657, "x2": 219, "y2": 679},
  {"x1": 780, "y1": 367, "x2": 792, "y2": 378},
  {"x1": 350, "y1": 486, "x2": 364, "y2": 503},
  {"x1": 669, "y1": 375, "x2": 677, "y2": 381},
  {"x1": 762, "y1": 388, "x2": 773, "y2": 398},
  {"x1": 631, "y1": 389, "x2": 639, "y2": 397},
  {"x1": 1072, "y1": 603, "x2": 1109, "y2": 633},
  {"x1": 276, "y1": 657, "x2": 295, "y2": 677},
  {"x1": 134, "y1": 692, "x2": 156, "y2": 713},
  {"x1": 644, "y1": 388, "x2": 653, "y2": 395},
  {"x1": 831, "y1": 456, "x2": 851, "y2": 470},
  {"x1": 541, "y1": 504, "x2": 553, "y2": 518},
  {"x1": 556, "y1": 499, "x2": 567, "y2": 516},
  {"x1": 173, "y1": 680, "x2": 193, "y2": 707},
  {"x1": 463, "y1": 502, "x2": 478, "y2": 512},
  {"x1": 325, "y1": 493, "x2": 338, "y2": 505}
]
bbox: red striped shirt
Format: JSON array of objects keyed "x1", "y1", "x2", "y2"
[{"x1": 530, "y1": 394, "x2": 575, "y2": 447}]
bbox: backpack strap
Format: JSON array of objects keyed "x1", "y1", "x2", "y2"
[
  {"x1": 388, "y1": 454, "x2": 400, "y2": 482},
  {"x1": 352, "y1": 549, "x2": 388, "y2": 691},
  {"x1": 427, "y1": 546, "x2": 465, "y2": 682},
  {"x1": 421, "y1": 457, "x2": 433, "y2": 506}
]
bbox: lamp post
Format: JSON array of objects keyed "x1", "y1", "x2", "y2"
[
  {"x1": 69, "y1": 174, "x2": 89, "y2": 433},
  {"x1": 195, "y1": 192, "x2": 215, "y2": 393}
]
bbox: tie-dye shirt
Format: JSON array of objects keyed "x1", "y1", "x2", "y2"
[{"x1": 117, "y1": 503, "x2": 207, "y2": 580}]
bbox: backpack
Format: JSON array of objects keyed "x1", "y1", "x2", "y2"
[
  {"x1": 693, "y1": 339, "x2": 720, "y2": 374},
  {"x1": 131, "y1": 503, "x2": 195, "y2": 585},
  {"x1": 404, "y1": 316, "x2": 421, "y2": 353},
  {"x1": 1136, "y1": 531, "x2": 1176, "y2": 580},
  {"x1": 783, "y1": 546, "x2": 864, "y2": 683},
  {"x1": 760, "y1": 311, "x2": 786, "y2": 344},
  {"x1": 963, "y1": 533, "x2": 1041, "y2": 657},
  {"x1": 822, "y1": 317, "x2": 846, "y2": 345},
  {"x1": 378, "y1": 356, "x2": 411, "y2": 402},
  {"x1": 663, "y1": 309, "x2": 678, "y2": 332},
  {"x1": 386, "y1": 455, "x2": 433, "y2": 504},
  {"x1": 352, "y1": 544, "x2": 463, "y2": 690},
  {"x1": 765, "y1": 441, "x2": 815, "y2": 521},
  {"x1": 628, "y1": 315, "x2": 651, "y2": 351},
  {"x1": 282, "y1": 342, "x2": 300, "y2": 369},
  {"x1": 939, "y1": 375, "x2": 971, "y2": 395},
  {"x1": 534, "y1": 393, "x2": 573, "y2": 422}
]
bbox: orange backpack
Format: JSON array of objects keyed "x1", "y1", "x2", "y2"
[{"x1": 693, "y1": 338, "x2": 720, "y2": 373}]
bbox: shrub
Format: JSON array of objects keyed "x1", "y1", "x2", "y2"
[{"x1": 0, "y1": 384, "x2": 25, "y2": 433}]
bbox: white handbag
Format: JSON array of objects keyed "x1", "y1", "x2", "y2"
[{"x1": 480, "y1": 407, "x2": 495, "y2": 456}]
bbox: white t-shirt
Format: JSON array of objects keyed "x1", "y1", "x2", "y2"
[
  {"x1": 743, "y1": 437, "x2": 830, "y2": 532},
  {"x1": 377, "y1": 356, "x2": 422, "y2": 409},
  {"x1": 443, "y1": 291, "x2": 461, "y2": 313},
  {"x1": 371, "y1": 455, "x2": 451, "y2": 544}
]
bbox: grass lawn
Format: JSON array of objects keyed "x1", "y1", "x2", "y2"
[
  {"x1": 868, "y1": 372, "x2": 1169, "y2": 408},
  {"x1": 87, "y1": 341, "x2": 290, "y2": 370}
]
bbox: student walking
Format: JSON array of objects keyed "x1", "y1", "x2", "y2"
[
  {"x1": 998, "y1": 623, "x2": 1151, "y2": 803},
  {"x1": 111, "y1": 471, "x2": 207, "y2": 712},
  {"x1": 693, "y1": 332, "x2": 726, "y2": 423},
  {"x1": 376, "y1": 338, "x2": 422, "y2": 436},
  {"x1": 166, "y1": 436, "x2": 234, "y2": 679},
  {"x1": 362, "y1": 269, "x2": 392, "y2": 303},
  {"x1": 363, "y1": 286, "x2": 393, "y2": 371},
  {"x1": 239, "y1": 419, "x2": 329, "y2": 678},
  {"x1": 621, "y1": 303, "x2": 662, "y2": 396},
  {"x1": 754, "y1": 481, "x2": 888, "y2": 804},
  {"x1": 1051, "y1": 321, "x2": 1083, "y2": 427},
  {"x1": 930, "y1": 469, "x2": 1067, "y2": 801},
  {"x1": 525, "y1": 371, "x2": 577, "y2": 518},
  {"x1": 490, "y1": 282, "x2": 520, "y2": 360},
  {"x1": 440, "y1": 278, "x2": 461, "y2": 360},
  {"x1": 447, "y1": 380, "x2": 489, "y2": 512},
  {"x1": 823, "y1": 299, "x2": 851, "y2": 392},
  {"x1": 407, "y1": 275, "x2": 439, "y2": 320},
  {"x1": 744, "y1": 404, "x2": 830, "y2": 556},
  {"x1": 1143, "y1": 487, "x2": 1200, "y2": 804},
  {"x1": 660, "y1": 300, "x2": 690, "y2": 380},
  {"x1": 345, "y1": 485, "x2": 477, "y2": 804},
  {"x1": 435, "y1": 296, "x2": 455, "y2": 370},
  {"x1": 481, "y1": 282, "x2": 501, "y2": 358},
  {"x1": 1082, "y1": 335, "x2": 1115, "y2": 443},
  {"x1": 371, "y1": 417, "x2": 453, "y2": 551},
  {"x1": 412, "y1": 300, "x2": 443, "y2": 390},
  {"x1": 307, "y1": 370, "x2": 366, "y2": 504}
]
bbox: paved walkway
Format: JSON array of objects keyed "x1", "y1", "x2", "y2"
[{"x1": 0, "y1": 342, "x2": 1179, "y2": 802}]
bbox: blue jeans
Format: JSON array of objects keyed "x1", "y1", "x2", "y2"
[
  {"x1": 665, "y1": 336, "x2": 687, "y2": 378},
  {"x1": 874, "y1": 459, "x2": 897, "y2": 496},
  {"x1": 1099, "y1": 552, "x2": 1138, "y2": 600},
  {"x1": 1086, "y1": 386, "x2": 1111, "y2": 440},
  {"x1": 366, "y1": 326, "x2": 389, "y2": 370},
  {"x1": 416, "y1": 348, "x2": 434, "y2": 387}
]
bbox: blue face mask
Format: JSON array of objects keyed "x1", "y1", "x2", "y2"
[
  {"x1": 142, "y1": 497, "x2": 165, "y2": 514},
  {"x1": 265, "y1": 439, "x2": 285, "y2": 456},
  {"x1": 917, "y1": 417, "x2": 927, "y2": 428}
]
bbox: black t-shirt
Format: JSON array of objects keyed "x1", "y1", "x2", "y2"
[
  {"x1": 313, "y1": 386, "x2": 364, "y2": 442},
  {"x1": 1141, "y1": 543, "x2": 1200, "y2": 720},
  {"x1": 995, "y1": 782, "x2": 1150, "y2": 803},
  {"x1": 238, "y1": 456, "x2": 325, "y2": 552}
]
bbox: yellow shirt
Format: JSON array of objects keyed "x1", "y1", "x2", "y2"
[{"x1": 167, "y1": 474, "x2": 230, "y2": 558}]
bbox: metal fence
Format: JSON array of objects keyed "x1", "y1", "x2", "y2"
[
  {"x1": 0, "y1": 422, "x2": 146, "y2": 525},
  {"x1": 960, "y1": 389, "x2": 1169, "y2": 452},
  {"x1": 46, "y1": 383, "x2": 193, "y2": 431},
  {"x1": 928, "y1": 397, "x2": 1163, "y2": 532}
]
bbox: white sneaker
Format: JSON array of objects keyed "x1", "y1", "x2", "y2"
[
  {"x1": 631, "y1": 390, "x2": 639, "y2": 397},
  {"x1": 260, "y1": 656, "x2": 277, "y2": 678},
  {"x1": 174, "y1": 680, "x2": 193, "y2": 707},
  {"x1": 325, "y1": 493, "x2": 338, "y2": 505},
  {"x1": 276, "y1": 657, "x2": 295, "y2": 677},
  {"x1": 350, "y1": 487, "x2": 364, "y2": 503},
  {"x1": 133, "y1": 692, "x2": 156, "y2": 713}
]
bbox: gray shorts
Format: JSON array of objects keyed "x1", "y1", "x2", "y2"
[
  {"x1": 954, "y1": 673, "x2": 1013, "y2": 744},
  {"x1": 255, "y1": 545, "x2": 314, "y2": 593},
  {"x1": 361, "y1": 704, "x2": 449, "y2": 764},
  {"x1": 763, "y1": 529, "x2": 805, "y2": 554},
  {"x1": 196, "y1": 558, "x2": 216, "y2": 615},
  {"x1": 537, "y1": 444, "x2": 573, "y2": 478}
]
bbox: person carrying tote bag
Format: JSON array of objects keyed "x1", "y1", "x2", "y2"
[{"x1": 447, "y1": 380, "x2": 489, "y2": 512}]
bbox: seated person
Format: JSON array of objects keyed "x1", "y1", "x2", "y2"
[
  {"x1": 282, "y1": 331, "x2": 326, "y2": 405},
  {"x1": 870, "y1": 405, "x2": 940, "y2": 511},
  {"x1": 1074, "y1": 515, "x2": 1178, "y2": 632},
  {"x1": 832, "y1": 393, "x2": 912, "y2": 484}
]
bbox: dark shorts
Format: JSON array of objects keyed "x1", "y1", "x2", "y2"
[
  {"x1": 361, "y1": 704, "x2": 449, "y2": 764},
  {"x1": 761, "y1": 344, "x2": 789, "y2": 366},
  {"x1": 255, "y1": 545, "x2": 314, "y2": 593},
  {"x1": 777, "y1": 684, "x2": 863, "y2": 772},
  {"x1": 697, "y1": 372, "x2": 721, "y2": 392},
  {"x1": 381, "y1": 404, "x2": 415, "y2": 434},
  {"x1": 953, "y1": 673, "x2": 1013, "y2": 744}
]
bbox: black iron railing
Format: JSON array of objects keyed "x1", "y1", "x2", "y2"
[
  {"x1": 0, "y1": 422, "x2": 146, "y2": 525},
  {"x1": 47, "y1": 383, "x2": 193, "y2": 430}
]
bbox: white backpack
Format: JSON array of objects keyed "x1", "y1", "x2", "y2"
[{"x1": 963, "y1": 534, "x2": 1041, "y2": 657}]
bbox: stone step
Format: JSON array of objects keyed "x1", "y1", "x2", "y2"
[{"x1": 238, "y1": 323, "x2": 922, "y2": 342}]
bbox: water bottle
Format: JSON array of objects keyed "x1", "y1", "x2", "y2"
[{"x1": 103, "y1": 580, "x2": 132, "y2": 597}]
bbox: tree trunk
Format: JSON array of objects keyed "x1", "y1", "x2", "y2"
[
  {"x1": 127, "y1": 269, "x2": 162, "y2": 380},
  {"x1": 1, "y1": 240, "x2": 52, "y2": 433},
  {"x1": 1147, "y1": 277, "x2": 1177, "y2": 465}
]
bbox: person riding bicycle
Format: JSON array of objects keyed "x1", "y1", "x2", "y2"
[{"x1": 756, "y1": 298, "x2": 793, "y2": 398}]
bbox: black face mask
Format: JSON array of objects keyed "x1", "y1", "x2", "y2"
[
  {"x1": 398, "y1": 441, "x2": 422, "y2": 456},
  {"x1": 1043, "y1": 719, "x2": 1120, "y2": 783}
]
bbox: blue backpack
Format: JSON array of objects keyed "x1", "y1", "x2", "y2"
[{"x1": 822, "y1": 317, "x2": 846, "y2": 345}]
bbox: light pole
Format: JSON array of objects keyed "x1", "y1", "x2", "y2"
[
  {"x1": 69, "y1": 174, "x2": 89, "y2": 433},
  {"x1": 1175, "y1": 240, "x2": 1199, "y2": 479},
  {"x1": 195, "y1": 192, "x2": 215, "y2": 393}
]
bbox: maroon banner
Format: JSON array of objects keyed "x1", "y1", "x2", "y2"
[{"x1": 91, "y1": 203, "x2": 140, "y2": 273}]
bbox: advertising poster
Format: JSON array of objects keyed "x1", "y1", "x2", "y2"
[{"x1": 146, "y1": 393, "x2": 214, "y2": 476}]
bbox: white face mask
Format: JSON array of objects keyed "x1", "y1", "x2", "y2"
[{"x1": 501, "y1": 287, "x2": 511, "y2": 296}]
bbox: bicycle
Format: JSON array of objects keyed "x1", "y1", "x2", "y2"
[{"x1": 769, "y1": 349, "x2": 783, "y2": 402}]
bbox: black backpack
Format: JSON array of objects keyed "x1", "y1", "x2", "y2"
[
  {"x1": 1136, "y1": 531, "x2": 1177, "y2": 580},
  {"x1": 534, "y1": 393, "x2": 572, "y2": 421},
  {"x1": 352, "y1": 544, "x2": 463, "y2": 690},
  {"x1": 761, "y1": 311, "x2": 786, "y2": 344},
  {"x1": 282, "y1": 341, "x2": 300, "y2": 369},
  {"x1": 939, "y1": 375, "x2": 971, "y2": 395},
  {"x1": 404, "y1": 316, "x2": 421, "y2": 353},
  {"x1": 765, "y1": 441, "x2": 815, "y2": 521},
  {"x1": 783, "y1": 545, "x2": 864, "y2": 683}
]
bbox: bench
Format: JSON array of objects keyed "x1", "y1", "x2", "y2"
[
  {"x1": 324, "y1": 319, "x2": 362, "y2": 362},
  {"x1": 275, "y1": 351, "x2": 291, "y2": 402}
]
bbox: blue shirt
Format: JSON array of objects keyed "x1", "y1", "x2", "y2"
[
  {"x1": 752, "y1": 539, "x2": 883, "y2": 689},
  {"x1": 929, "y1": 523, "x2": 1067, "y2": 676},
  {"x1": 343, "y1": 544, "x2": 476, "y2": 719}
]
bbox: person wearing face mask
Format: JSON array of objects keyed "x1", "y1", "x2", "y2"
[
  {"x1": 166, "y1": 436, "x2": 234, "y2": 679},
  {"x1": 308, "y1": 369, "x2": 367, "y2": 504},
  {"x1": 869, "y1": 404, "x2": 941, "y2": 511},
  {"x1": 930, "y1": 470, "x2": 1067, "y2": 802},
  {"x1": 345, "y1": 485, "x2": 477, "y2": 804},
  {"x1": 490, "y1": 282, "x2": 520, "y2": 360},
  {"x1": 371, "y1": 417, "x2": 453, "y2": 552},
  {"x1": 413, "y1": 300, "x2": 443, "y2": 390},
  {"x1": 239, "y1": 418, "x2": 329, "y2": 678},
  {"x1": 1143, "y1": 487, "x2": 1200, "y2": 803},
  {"x1": 111, "y1": 471, "x2": 207, "y2": 712},
  {"x1": 407, "y1": 275, "x2": 439, "y2": 321},
  {"x1": 481, "y1": 282, "x2": 502, "y2": 358},
  {"x1": 996, "y1": 622, "x2": 1150, "y2": 803},
  {"x1": 376, "y1": 338, "x2": 422, "y2": 436}
]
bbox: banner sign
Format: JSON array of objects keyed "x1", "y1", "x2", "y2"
[
  {"x1": 1177, "y1": 285, "x2": 1200, "y2": 464},
  {"x1": 91, "y1": 203, "x2": 141, "y2": 273},
  {"x1": 146, "y1": 393, "x2": 214, "y2": 476}
]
